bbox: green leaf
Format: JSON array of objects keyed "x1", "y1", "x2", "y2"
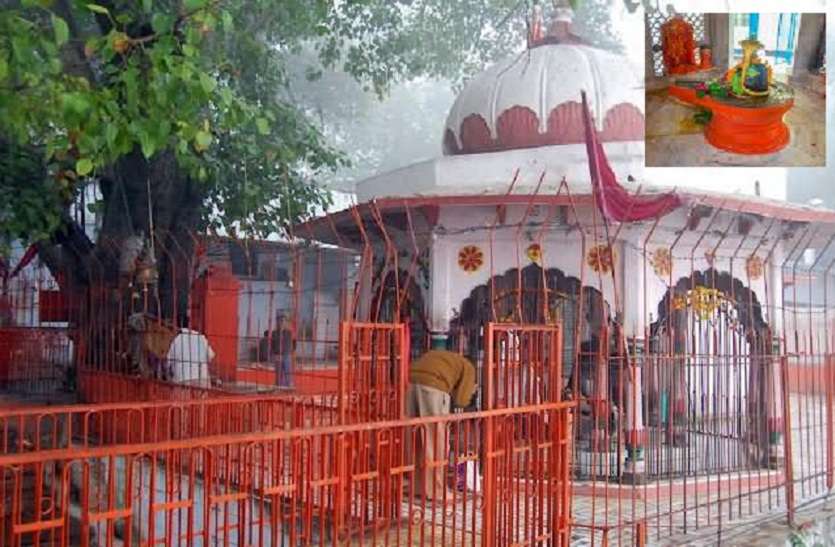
[
  {"x1": 256, "y1": 118, "x2": 269, "y2": 135},
  {"x1": 51, "y1": 14, "x2": 69, "y2": 47},
  {"x1": 86, "y1": 4, "x2": 110, "y2": 15},
  {"x1": 151, "y1": 13, "x2": 175, "y2": 34},
  {"x1": 184, "y1": 0, "x2": 207, "y2": 10},
  {"x1": 142, "y1": 0, "x2": 152, "y2": 13},
  {"x1": 199, "y1": 73, "x2": 216, "y2": 94},
  {"x1": 0, "y1": 58, "x2": 7, "y2": 82},
  {"x1": 62, "y1": 92, "x2": 91, "y2": 116},
  {"x1": 221, "y1": 11, "x2": 233, "y2": 31},
  {"x1": 76, "y1": 158, "x2": 93, "y2": 176},
  {"x1": 139, "y1": 131, "x2": 156, "y2": 158},
  {"x1": 104, "y1": 123, "x2": 118, "y2": 147},
  {"x1": 194, "y1": 130, "x2": 212, "y2": 151}
]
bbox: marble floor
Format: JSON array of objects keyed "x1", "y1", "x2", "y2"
[
  {"x1": 570, "y1": 393, "x2": 832, "y2": 545},
  {"x1": 645, "y1": 76, "x2": 826, "y2": 168}
]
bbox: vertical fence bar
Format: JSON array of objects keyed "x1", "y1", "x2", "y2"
[{"x1": 781, "y1": 354, "x2": 795, "y2": 524}]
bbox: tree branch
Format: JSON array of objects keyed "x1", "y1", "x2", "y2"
[{"x1": 53, "y1": 0, "x2": 99, "y2": 84}]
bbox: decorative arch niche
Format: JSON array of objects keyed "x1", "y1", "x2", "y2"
[
  {"x1": 370, "y1": 268, "x2": 429, "y2": 358},
  {"x1": 652, "y1": 268, "x2": 768, "y2": 340},
  {"x1": 648, "y1": 268, "x2": 774, "y2": 464},
  {"x1": 450, "y1": 263, "x2": 613, "y2": 389}
]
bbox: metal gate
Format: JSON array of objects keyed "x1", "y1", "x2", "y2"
[
  {"x1": 337, "y1": 321, "x2": 407, "y2": 424},
  {"x1": 482, "y1": 322, "x2": 571, "y2": 546}
]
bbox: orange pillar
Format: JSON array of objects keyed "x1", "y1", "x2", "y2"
[{"x1": 191, "y1": 266, "x2": 240, "y2": 383}]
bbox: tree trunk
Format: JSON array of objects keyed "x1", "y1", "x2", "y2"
[{"x1": 40, "y1": 149, "x2": 207, "y2": 378}]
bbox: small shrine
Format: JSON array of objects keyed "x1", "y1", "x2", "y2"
[
  {"x1": 645, "y1": 11, "x2": 825, "y2": 166},
  {"x1": 658, "y1": 8, "x2": 712, "y2": 75}
]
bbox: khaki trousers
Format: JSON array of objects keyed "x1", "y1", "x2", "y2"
[{"x1": 406, "y1": 383, "x2": 450, "y2": 498}]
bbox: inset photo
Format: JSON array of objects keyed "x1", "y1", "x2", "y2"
[{"x1": 645, "y1": 11, "x2": 826, "y2": 167}]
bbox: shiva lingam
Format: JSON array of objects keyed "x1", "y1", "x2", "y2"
[
  {"x1": 725, "y1": 39, "x2": 773, "y2": 98},
  {"x1": 667, "y1": 37, "x2": 794, "y2": 155}
]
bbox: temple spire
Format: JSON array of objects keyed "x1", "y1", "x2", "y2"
[{"x1": 528, "y1": 0, "x2": 585, "y2": 48}]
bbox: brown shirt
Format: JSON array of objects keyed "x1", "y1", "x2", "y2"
[{"x1": 409, "y1": 350, "x2": 476, "y2": 408}]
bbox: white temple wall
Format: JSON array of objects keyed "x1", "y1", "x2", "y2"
[
  {"x1": 428, "y1": 204, "x2": 620, "y2": 332},
  {"x1": 423, "y1": 203, "x2": 780, "y2": 335}
]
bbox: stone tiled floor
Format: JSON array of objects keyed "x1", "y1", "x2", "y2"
[
  {"x1": 569, "y1": 394, "x2": 831, "y2": 546},
  {"x1": 644, "y1": 76, "x2": 826, "y2": 167}
]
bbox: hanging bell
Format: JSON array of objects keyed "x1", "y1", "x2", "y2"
[{"x1": 135, "y1": 243, "x2": 159, "y2": 285}]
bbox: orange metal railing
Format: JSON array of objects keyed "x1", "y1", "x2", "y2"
[
  {"x1": 0, "y1": 392, "x2": 341, "y2": 454},
  {"x1": 0, "y1": 401, "x2": 574, "y2": 547}
]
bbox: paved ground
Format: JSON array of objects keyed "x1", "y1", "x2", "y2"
[{"x1": 569, "y1": 393, "x2": 830, "y2": 546}]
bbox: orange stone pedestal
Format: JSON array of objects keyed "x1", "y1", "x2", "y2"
[{"x1": 668, "y1": 84, "x2": 794, "y2": 155}]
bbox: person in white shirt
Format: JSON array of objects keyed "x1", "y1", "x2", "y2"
[{"x1": 166, "y1": 328, "x2": 215, "y2": 387}]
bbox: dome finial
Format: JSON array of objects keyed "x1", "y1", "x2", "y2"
[
  {"x1": 550, "y1": 0, "x2": 576, "y2": 25},
  {"x1": 547, "y1": 0, "x2": 577, "y2": 40},
  {"x1": 529, "y1": 0, "x2": 585, "y2": 48}
]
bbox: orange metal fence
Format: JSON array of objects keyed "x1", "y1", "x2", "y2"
[
  {"x1": 8, "y1": 180, "x2": 835, "y2": 547},
  {"x1": 0, "y1": 401, "x2": 574, "y2": 547},
  {"x1": 0, "y1": 393, "x2": 341, "y2": 454},
  {"x1": 338, "y1": 322, "x2": 407, "y2": 423},
  {"x1": 0, "y1": 233, "x2": 360, "y2": 397}
]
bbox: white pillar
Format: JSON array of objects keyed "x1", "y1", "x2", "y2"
[
  {"x1": 428, "y1": 234, "x2": 452, "y2": 333},
  {"x1": 621, "y1": 237, "x2": 647, "y2": 337}
]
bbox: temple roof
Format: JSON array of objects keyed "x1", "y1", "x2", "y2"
[
  {"x1": 443, "y1": 43, "x2": 645, "y2": 155},
  {"x1": 296, "y1": 187, "x2": 835, "y2": 249}
]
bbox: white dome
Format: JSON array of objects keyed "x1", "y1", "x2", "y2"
[{"x1": 443, "y1": 43, "x2": 645, "y2": 155}]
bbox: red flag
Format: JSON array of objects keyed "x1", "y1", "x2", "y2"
[
  {"x1": 9, "y1": 245, "x2": 37, "y2": 278},
  {"x1": 581, "y1": 92, "x2": 681, "y2": 222}
]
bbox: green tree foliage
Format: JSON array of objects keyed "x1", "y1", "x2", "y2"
[
  {"x1": 0, "y1": 0, "x2": 531, "y2": 246},
  {"x1": 0, "y1": 0, "x2": 624, "y2": 250}
]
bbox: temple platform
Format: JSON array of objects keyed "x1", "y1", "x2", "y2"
[
  {"x1": 574, "y1": 427, "x2": 775, "y2": 481},
  {"x1": 645, "y1": 74, "x2": 825, "y2": 167}
]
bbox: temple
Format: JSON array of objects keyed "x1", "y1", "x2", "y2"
[
  {"x1": 2, "y1": 3, "x2": 835, "y2": 546},
  {"x1": 291, "y1": 3, "x2": 835, "y2": 542},
  {"x1": 645, "y1": 11, "x2": 826, "y2": 166}
]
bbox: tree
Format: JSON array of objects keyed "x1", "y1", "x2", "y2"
[
  {"x1": 0, "y1": 0, "x2": 624, "y2": 321},
  {"x1": 0, "y1": 0, "x2": 530, "y2": 234}
]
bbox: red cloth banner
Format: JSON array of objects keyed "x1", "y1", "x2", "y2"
[
  {"x1": 581, "y1": 92, "x2": 681, "y2": 222},
  {"x1": 9, "y1": 245, "x2": 38, "y2": 278}
]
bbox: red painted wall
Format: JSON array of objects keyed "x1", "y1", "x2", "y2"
[{"x1": 191, "y1": 266, "x2": 240, "y2": 382}]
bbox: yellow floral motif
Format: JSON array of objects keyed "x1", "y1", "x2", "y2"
[
  {"x1": 587, "y1": 245, "x2": 615, "y2": 274},
  {"x1": 651, "y1": 248, "x2": 672, "y2": 278},
  {"x1": 746, "y1": 255, "x2": 763, "y2": 280},
  {"x1": 526, "y1": 243, "x2": 543, "y2": 264},
  {"x1": 457, "y1": 245, "x2": 484, "y2": 273},
  {"x1": 673, "y1": 286, "x2": 726, "y2": 320}
]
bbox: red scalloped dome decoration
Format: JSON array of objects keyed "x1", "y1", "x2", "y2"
[
  {"x1": 547, "y1": 102, "x2": 586, "y2": 145},
  {"x1": 443, "y1": 43, "x2": 645, "y2": 156},
  {"x1": 459, "y1": 115, "x2": 494, "y2": 154},
  {"x1": 445, "y1": 102, "x2": 645, "y2": 155},
  {"x1": 601, "y1": 104, "x2": 646, "y2": 142},
  {"x1": 443, "y1": 129, "x2": 461, "y2": 155},
  {"x1": 496, "y1": 107, "x2": 543, "y2": 150}
]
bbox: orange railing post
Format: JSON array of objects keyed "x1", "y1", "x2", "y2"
[{"x1": 828, "y1": 353, "x2": 834, "y2": 491}]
